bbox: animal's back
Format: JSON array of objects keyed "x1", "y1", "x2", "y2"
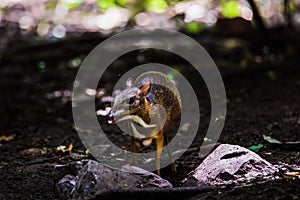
[{"x1": 135, "y1": 71, "x2": 181, "y2": 129}]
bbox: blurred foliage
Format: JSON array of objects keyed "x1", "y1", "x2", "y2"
[
  {"x1": 143, "y1": 0, "x2": 168, "y2": 13},
  {"x1": 97, "y1": 0, "x2": 118, "y2": 11},
  {"x1": 0, "y1": 0, "x2": 299, "y2": 38},
  {"x1": 186, "y1": 21, "x2": 203, "y2": 34},
  {"x1": 62, "y1": 0, "x2": 83, "y2": 9},
  {"x1": 220, "y1": 0, "x2": 240, "y2": 19}
]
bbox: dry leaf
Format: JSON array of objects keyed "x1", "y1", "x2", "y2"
[
  {"x1": 57, "y1": 143, "x2": 73, "y2": 153},
  {"x1": 0, "y1": 134, "x2": 16, "y2": 142},
  {"x1": 27, "y1": 148, "x2": 41, "y2": 153},
  {"x1": 26, "y1": 147, "x2": 48, "y2": 154}
]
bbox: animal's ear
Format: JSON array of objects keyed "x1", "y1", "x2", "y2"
[
  {"x1": 139, "y1": 81, "x2": 151, "y2": 97},
  {"x1": 126, "y1": 78, "x2": 133, "y2": 88}
]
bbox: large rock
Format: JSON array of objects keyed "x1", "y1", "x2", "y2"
[
  {"x1": 57, "y1": 159, "x2": 172, "y2": 199},
  {"x1": 183, "y1": 144, "x2": 277, "y2": 186}
]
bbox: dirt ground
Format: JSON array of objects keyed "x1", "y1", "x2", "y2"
[{"x1": 0, "y1": 33, "x2": 299, "y2": 199}]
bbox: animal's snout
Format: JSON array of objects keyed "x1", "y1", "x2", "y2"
[{"x1": 107, "y1": 109, "x2": 115, "y2": 124}]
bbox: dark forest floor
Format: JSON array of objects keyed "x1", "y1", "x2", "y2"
[{"x1": 0, "y1": 30, "x2": 299, "y2": 199}]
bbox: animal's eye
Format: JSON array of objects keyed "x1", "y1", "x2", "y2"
[{"x1": 128, "y1": 97, "x2": 135, "y2": 105}]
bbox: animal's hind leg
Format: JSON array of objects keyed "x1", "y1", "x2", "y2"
[
  {"x1": 164, "y1": 133, "x2": 176, "y2": 173},
  {"x1": 155, "y1": 133, "x2": 164, "y2": 176}
]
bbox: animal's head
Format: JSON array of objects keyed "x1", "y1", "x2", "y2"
[{"x1": 107, "y1": 78, "x2": 153, "y2": 127}]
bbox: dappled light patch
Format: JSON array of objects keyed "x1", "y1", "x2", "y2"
[{"x1": 0, "y1": 0, "x2": 299, "y2": 37}]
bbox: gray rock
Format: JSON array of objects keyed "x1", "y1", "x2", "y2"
[
  {"x1": 57, "y1": 175, "x2": 76, "y2": 199},
  {"x1": 57, "y1": 159, "x2": 172, "y2": 199},
  {"x1": 183, "y1": 144, "x2": 277, "y2": 186}
]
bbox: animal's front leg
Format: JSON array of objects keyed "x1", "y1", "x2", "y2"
[
  {"x1": 130, "y1": 136, "x2": 139, "y2": 165},
  {"x1": 130, "y1": 123, "x2": 140, "y2": 165}
]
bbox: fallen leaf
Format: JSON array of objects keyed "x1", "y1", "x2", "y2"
[
  {"x1": 0, "y1": 134, "x2": 16, "y2": 142},
  {"x1": 27, "y1": 148, "x2": 42, "y2": 153},
  {"x1": 279, "y1": 168, "x2": 300, "y2": 179},
  {"x1": 263, "y1": 135, "x2": 281, "y2": 144},
  {"x1": 26, "y1": 147, "x2": 48, "y2": 155},
  {"x1": 56, "y1": 143, "x2": 73, "y2": 154},
  {"x1": 248, "y1": 144, "x2": 264, "y2": 152},
  {"x1": 263, "y1": 135, "x2": 300, "y2": 150},
  {"x1": 85, "y1": 149, "x2": 90, "y2": 155}
]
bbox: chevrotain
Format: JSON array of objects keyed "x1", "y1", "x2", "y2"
[{"x1": 108, "y1": 71, "x2": 181, "y2": 175}]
